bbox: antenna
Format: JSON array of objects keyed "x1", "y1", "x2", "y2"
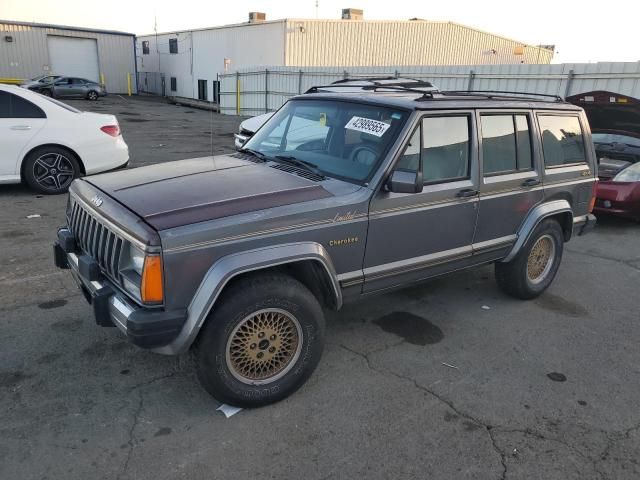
[{"x1": 315, "y1": 0, "x2": 319, "y2": 18}]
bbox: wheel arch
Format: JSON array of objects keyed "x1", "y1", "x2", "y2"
[
  {"x1": 20, "y1": 143, "x2": 86, "y2": 181},
  {"x1": 154, "y1": 242, "x2": 341, "y2": 355},
  {"x1": 501, "y1": 200, "x2": 573, "y2": 263}
]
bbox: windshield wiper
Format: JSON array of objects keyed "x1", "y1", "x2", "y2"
[
  {"x1": 241, "y1": 148, "x2": 267, "y2": 162},
  {"x1": 274, "y1": 155, "x2": 325, "y2": 178}
]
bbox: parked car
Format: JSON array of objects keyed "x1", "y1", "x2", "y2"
[
  {"x1": 20, "y1": 74, "x2": 61, "y2": 90},
  {"x1": 592, "y1": 132, "x2": 640, "y2": 179},
  {"x1": 29, "y1": 76, "x2": 106, "y2": 101},
  {"x1": 594, "y1": 162, "x2": 640, "y2": 221},
  {"x1": 234, "y1": 112, "x2": 273, "y2": 149},
  {"x1": 0, "y1": 84, "x2": 128, "y2": 194},
  {"x1": 54, "y1": 79, "x2": 597, "y2": 407}
]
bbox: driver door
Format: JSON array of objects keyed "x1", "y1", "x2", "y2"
[{"x1": 363, "y1": 112, "x2": 480, "y2": 293}]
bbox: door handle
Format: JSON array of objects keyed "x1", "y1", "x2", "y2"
[
  {"x1": 521, "y1": 178, "x2": 541, "y2": 187},
  {"x1": 11, "y1": 125, "x2": 32, "y2": 130},
  {"x1": 456, "y1": 188, "x2": 478, "y2": 198}
]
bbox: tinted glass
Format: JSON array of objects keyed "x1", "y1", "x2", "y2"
[
  {"x1": 482, "y1": 115, "x2": 517, "y2": 174},
  {"x1": 0, "y1": 91, "x2": 10, "y2": 117},
  {"x1": 396, "y1": 128, "x2": 421, "y2": 172},
  {"x1": 539, "y1": 115, "x2": 586, "y2": 166},
  {"x1": 422, "y1": 116, "x2": 469, "y2": 183},
  {"x1": 245, "y1": 99, "x2": 409, "y2": 183},
  {"x1": 169, "y1": 38, "x2": 178, "y2": 54},
  {"x1": 55, "y1": 78, "x2": 70, "y2": 85},
  {"x1": 71, "y1": 78, "x2": 85, "y2": 85},
  {"x1": 0, "y1": 92, "x2": 45, "y2": 118},
  {"x1": 515, "y1": 115, "x2": 533, "y2": 170}
]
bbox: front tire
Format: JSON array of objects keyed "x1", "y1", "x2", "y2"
[
  {"x1": 87, "y1": 91, "x2": 98, "y2": 101},
  {"x1": 23, "y1": 146, "x2": 81, "y2": 194},
  {"x1": 194, "y1": 272, "x2": 326, "y2": 407},
  {"x1": 495, "y1": 219, "x2": 564, "y2": 299}
]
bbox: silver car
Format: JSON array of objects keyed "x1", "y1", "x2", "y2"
[
  {"x1": 31, "y1": 76, "x2": 106, "y2": 100},
  {"x1": 20, "y1": 74, "x2": 61, "y2": 89}
]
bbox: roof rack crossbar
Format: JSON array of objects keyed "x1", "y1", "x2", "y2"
[
  {"x1": 442, "y1": 90, "x2": 564, "y2": 102},
  {"x1": 306, "y1": 79, "x2": 437, "y2": 96}
]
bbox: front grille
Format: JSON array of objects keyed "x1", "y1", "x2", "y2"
[{"x1": 68, "y1": 199, "x2": 125, "y2": 281}]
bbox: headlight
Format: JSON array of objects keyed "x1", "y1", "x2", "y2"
[
  {"x1": 128, "y1": 244, "x2": 145, "y2": 275},
  {"x1": 122, "y1": 244, "x2": 164, "y2": 305}
]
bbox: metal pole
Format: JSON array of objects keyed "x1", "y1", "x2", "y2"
[
  {"x1": 298, "y1": 70, "x2": 303, "y2": 94},
  {"x1": 236, "y1": 72, "x2": 240, "y2": 116},
  {"x1": 265, "y1": 69, "x2": 269, "y2": 114},
  {"x1": 563, "y1": 69, "x2": 575, "y2": 99},
  {"x1": 467, "y1": 69, "x2": 475, "y2": 91}
]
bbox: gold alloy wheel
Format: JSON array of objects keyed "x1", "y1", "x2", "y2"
[
  {"x1": 226, "y1": 308, "x2": 303, "y2": 385},
  {"x1": 526, "y1": 234, "x2": 556, "y2": 285}
]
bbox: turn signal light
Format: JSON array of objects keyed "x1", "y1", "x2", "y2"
[
  {"x1": 589, "y1": 179, "x2": 598, "y2": 213},
  {"x1": 141, "y1": 255, "x2": 164, "y2": 304},
  {"x1": 100, "y1": 125, "x2": 121, "y2": 137}
]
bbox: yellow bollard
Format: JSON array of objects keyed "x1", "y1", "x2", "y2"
[
  {"x1": 127, "y1": 73, "x2": 132, "y2": 96},
  {"x1": 100, "y1": 73, "x2": 105, "y2": 87}
]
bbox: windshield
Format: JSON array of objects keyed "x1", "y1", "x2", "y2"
[
  {"x1": 243, "y1": 99, "x2": 409, "y2": 183},
  {"x1": 592, "y1": 133, "x2": 640, "y2": 148},
  {"x1": 613, "y1": 162, "x2": 640, "y2": 181}
]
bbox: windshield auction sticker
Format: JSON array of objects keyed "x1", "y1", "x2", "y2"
[{"x1": 345, "y1": 116, "x2": 390, "y2": 137}]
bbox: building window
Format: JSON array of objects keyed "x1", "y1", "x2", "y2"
[
  {"x1": 481, "y1": 114, "x2": 532, "y2": 175},
  {"x1": 198, "y1": 80, "x2": 207, "y2": 101},
  {"x1": 538, "y1": 115, "x2": 586, "y2": 167},
  {"x1": 142, "y1": 40, "x2": 150, "y2": 55},
  {"x1": 169, "y1": 38, "x2": 178, "y2": 54},
  {"x1": 170, "y1": 77, "x2": 177, "y2": 92},
  {"x1": 212, "y1": 80, "x2": 220, "y2": 103}
]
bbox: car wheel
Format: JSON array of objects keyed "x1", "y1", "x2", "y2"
[
  {"x1": 41, "y1": 89, "x2": 52, "y2": 97},
  {"x1": 194, "y1": 272, "x2": 325, "y2": 407},
  {"x1": 23, "y1": 146, "x2": 81, "y2": 195},
  {"x1": 87, "y1": 91, "x2": 98, "y2": 101},
  {"x1": 495, "y1": 219, "x2": 564, "y2": 300}
]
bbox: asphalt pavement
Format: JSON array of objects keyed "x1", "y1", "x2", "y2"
[{"x1": 1, "y1": 95, "x2": 639, "y2": 480}]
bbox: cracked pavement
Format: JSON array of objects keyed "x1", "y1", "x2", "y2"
[{"x1": 1, "y1": 96, "x2": 640, "y2": 479}]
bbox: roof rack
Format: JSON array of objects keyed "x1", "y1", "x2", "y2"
[
  {"x1": 441, "y1": 90, "x2": 565, "y2": 102},
  {"x1": 306, "y1": 77, "x2": 438, "y2": 99}
]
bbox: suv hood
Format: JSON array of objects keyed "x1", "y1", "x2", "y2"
[{"x1": 85, "y1": 155, "x2": 332, "y2": 230}]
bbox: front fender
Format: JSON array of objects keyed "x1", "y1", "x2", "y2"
[
  {"x1": 501, "y1": 200, "x2": 572, "y2": 263},
  {"x1": 154, "y1": 242, "x2": 340, "y2": 355}
]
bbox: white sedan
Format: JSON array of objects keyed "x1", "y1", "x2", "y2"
[{"x1": 0, "y1": 84, "x2": 128, "y2": 194}]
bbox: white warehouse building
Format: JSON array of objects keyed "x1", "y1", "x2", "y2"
[
  {"x1": 136, "y1": 9, "x2": 554, "y2": 104},
  {"x1": 0, "y1": 20, "x2": 137, "y2": 94}
]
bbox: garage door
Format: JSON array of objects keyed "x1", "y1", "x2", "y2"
[{"x1": 47, "y1": 36, "x2": 100, "y2": 82}]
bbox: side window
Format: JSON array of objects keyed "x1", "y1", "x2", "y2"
[
  {"x1": 481, "y1": 114, "x2": 533, "y2": 175},
  {"x1": 422, "y1": 116, "x2": 470, "y2": 183},
  {"x1": 170, "y1": 77, "x2": 177, "y2": 92},
  {"x1": 169, "y1": 38, "x2": 178, "y2": 54},
  {"x1": 0, "y1": 92, "x2": 46, "y2": 119},
  {"x1": 71, "y1": 78, "x2": 85, "y2": 85},
  {"x1": 396, "y1": 128, "x2": 421, "y2": 172},
  {"x1": 538, "y1": 115, "x2": 586, "y2": 167}
]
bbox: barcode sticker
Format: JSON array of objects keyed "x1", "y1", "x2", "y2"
[{"x1": 345, "y1": 116, "x2": 390, "y2": 137}]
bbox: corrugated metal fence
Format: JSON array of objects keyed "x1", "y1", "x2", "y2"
[{"x1": 219, "y1": 63, "x2": 640, "y2": 116}]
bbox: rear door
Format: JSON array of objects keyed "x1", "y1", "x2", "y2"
[
  {"x1": 70, "y1": 78, "x2": 87, "y2": 97},
  {"x1": 473, "y1": 110, "x2": 543, "y2": 257},
  {"x1": 364, "y1": 111, "x2": 480, "y2": 292},
  {"x1": 0, "y1": 91, "x2": 46, "y2": 177},
  {"x1": 537, "y1": 111, "x2": 596, "y2": 217}
]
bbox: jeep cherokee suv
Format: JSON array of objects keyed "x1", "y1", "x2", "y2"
[{"x1": 54, "y1": 79, "x2": 597, "y2": 407}]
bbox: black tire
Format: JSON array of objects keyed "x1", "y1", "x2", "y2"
[
  {"x1": 87, "y1": 91, "x2": 99, "y2": 101},
  {"x1": 495, "y1": 219, "x2": 564, "y2": 300},
  {"x1": 41, "y1": 89, "x2": 52, "y2": 97},
  {"x1": 23, "y1": 146, "x2": 81, "y2": 195},
  {"x1": 194, "y1": 272, "x2": 326, "y2": 407}
]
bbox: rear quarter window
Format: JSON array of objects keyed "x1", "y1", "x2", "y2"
[{"x1": 538, "y1": 115, "x2": 586, "y2": 167}]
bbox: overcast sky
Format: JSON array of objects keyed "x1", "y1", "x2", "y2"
[{"x1": 2, "y1": 0, "x2": 638, "y2": 63}]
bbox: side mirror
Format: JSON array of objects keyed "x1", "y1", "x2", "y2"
[{"x1": 386, "y1": 170, "x2": 423, "y2": 194}]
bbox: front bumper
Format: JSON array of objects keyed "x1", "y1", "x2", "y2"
[
  {"x1": 572, "y1": 213, "x2": 597, "y2": 236},
  {"x1": 54, "y1": 231, "x2": 186, "y2": 350}
]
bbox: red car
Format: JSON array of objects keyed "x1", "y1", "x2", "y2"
[{"x1": 594, "y1": 162, "x2": 640, "y2": 221}]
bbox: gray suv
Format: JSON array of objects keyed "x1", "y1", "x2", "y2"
[{"x1": 54, "y1": 79, "x2": 597, "y2": 407}]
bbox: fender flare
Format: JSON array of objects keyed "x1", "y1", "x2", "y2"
[
  {"x1": 501, "y1": 200, "x2": 573, "y2": 263},
  {"x1": 155, "y1": 242, "x2": 341, "y2": 355}
]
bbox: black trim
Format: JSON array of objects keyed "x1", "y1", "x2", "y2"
[{"x1": 126, "y1": 308, "x2": 187, "y2": 348}]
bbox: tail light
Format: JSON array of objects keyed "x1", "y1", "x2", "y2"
[
  {"x1": 589, "y1": 179, "x2": 598, "y2": 213},
  {"x1": 100, "y1": 125, "x2": 120, "y2": 137}
]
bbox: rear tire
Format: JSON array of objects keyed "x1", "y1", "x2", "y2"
[
  {"x1": 23, "y1": 146, "x2": 81, "y2": 195},
  {"x1": 495, "y1": 219, "x2": 564, "y2": 299},
  {"x1": 194, "y1": 272, "x2": 325, "y2": 407}
]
